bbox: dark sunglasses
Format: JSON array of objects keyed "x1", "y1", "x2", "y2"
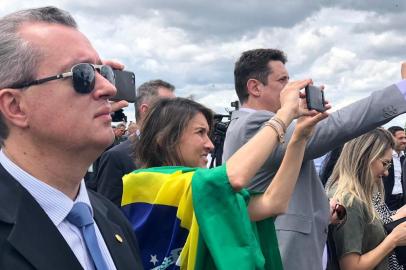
[{"x1": 11, "y1": 63, "x2": 115, "y2": 94}]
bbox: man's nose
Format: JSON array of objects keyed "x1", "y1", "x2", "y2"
[{"x1": 92, "y1": 72, "x2": 117, "y2": 100}]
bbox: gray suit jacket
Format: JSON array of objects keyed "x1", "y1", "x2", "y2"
[{"x1": 222, "y1": 84, "x2": 406, "y2": 270}]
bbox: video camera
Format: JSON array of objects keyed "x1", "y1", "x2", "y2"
[{"x1": 209, "y1": 101, "x2": 239, "y2": 168}]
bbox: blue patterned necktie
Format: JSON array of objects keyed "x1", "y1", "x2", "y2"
[{"x1": 67, "y1": 202, "x2": 109, "y2": 270}]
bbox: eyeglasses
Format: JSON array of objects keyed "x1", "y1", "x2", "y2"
[
  {"x1": 11, "y1": 63, "x2": 115, "y2": 94},
  {"x1": 379, "y1": 158, "x2": 392, "y2": 170}
]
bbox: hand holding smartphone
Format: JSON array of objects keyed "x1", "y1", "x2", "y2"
[
  {"x1": 305, "y1": 85, "x2": 326, "y2": 112},
  {"x1": 110, "y1": 70, "x2": 136, "y2": 103}
]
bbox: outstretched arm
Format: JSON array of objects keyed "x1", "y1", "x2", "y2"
[{"x1": 337, "y1": 62, "x2": 406, "y2": 270}]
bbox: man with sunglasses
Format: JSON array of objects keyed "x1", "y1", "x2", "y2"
[{"x1": 0, "y1": 6, "x2": 142, "y2": 270}]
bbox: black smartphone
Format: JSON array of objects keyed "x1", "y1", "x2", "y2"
[
  {"x1": 111, "y1": 70, "x2": 136, "y2": 103},
  {"x1": 305, "y1": 85, "x2": 326, "y2": 112},
  {"x1": 384, "y1": 217, "x2": 406, "y2": 264}
]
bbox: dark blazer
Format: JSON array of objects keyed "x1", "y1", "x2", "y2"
[
  {"x1": 96, "y1": 138, "x2": 136, "y2": 207},
  {"x1": 0, "y1": 164, "x2": 143, "y2": 270},
  {"x1": 385, "y1": 156, "x2": 406, "y2": 204}
]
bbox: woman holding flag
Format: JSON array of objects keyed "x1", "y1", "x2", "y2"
[{"x1": 121, "y1": 79, "x2": 329, "y2": 270}]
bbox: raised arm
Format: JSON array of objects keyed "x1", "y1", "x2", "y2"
[
  {"x1": 337, "y1": 62, "x2": 406, "y2": 270},
  {"x1": 226, "y1": 79, "x2": 329, "y2": 214},
  {"x1": 247, "y1": 98, "x2": 329, "y2": 220},
  {"x1": 226, "y1": 79, "x2": 309, "y2": 190}
]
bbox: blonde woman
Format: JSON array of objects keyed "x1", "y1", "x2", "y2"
[{"x1": 326, "y1": 128, "x2": 406, "y2": 270}]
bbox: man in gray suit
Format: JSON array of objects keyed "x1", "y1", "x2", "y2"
[{"x1": 222, "y1": 48, "x2": 406, "y2": 269}]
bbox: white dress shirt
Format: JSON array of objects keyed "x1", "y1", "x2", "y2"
[
  {"x1": 392, "y1": 150, "x2": 404, "y2": 195},
  {"x1": 0, "y1": 150, "x2": 117, "y2": 270}
]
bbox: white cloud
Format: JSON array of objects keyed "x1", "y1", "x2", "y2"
[{"x1": 1, "y1": 0, "x2": 406, "y2": 127}]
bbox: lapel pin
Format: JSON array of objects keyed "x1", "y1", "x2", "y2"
[{"x1": 115, "y1": 234, "x2": 123, "y2": 243}]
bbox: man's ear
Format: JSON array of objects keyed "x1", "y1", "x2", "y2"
[
  {"x1": 246, "y1": 79, "x2": 261, "y2": 98},
  {"x1": 139, "y1": 103, "x2": 149, "y2": 115},
  {"x1": 0, "y1": 89, "x2": 29, "y2": 128}
]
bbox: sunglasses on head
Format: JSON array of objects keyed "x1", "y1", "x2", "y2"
[{"x1": 11, "y1": 63, "x2": 115, "y2": 94}]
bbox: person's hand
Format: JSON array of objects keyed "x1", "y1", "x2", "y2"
[
  {"x1": 110, "y1": 100, "x2": 129, "y2": 112},
  {"x1": 103, "y1": 59, "x2": 124, "y2": 70},
  {"x1": 102, "y1": 59, "x2": 129, "y2": 112},
  {"x1": 392, "y1": 204, "x2": 406, "y2": 220},
  {"x1": 278, "y1": 79, "x2": 312, "y2": 122},
  {"x1": 388, "y1": 222, "x2": 406, "y2": 246},
  {"x1": 292, "y1": 84, "x2": 331, "y2": 140},
  {"x1": 401, "y1": 62, "x2": 406, "y2": 79},
  {"x1": 294, "y1": 99, "x2": 330, "y2": 140}
]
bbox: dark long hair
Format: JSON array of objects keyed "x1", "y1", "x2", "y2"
[{"x1": 134, "y1": 97, "x2": 213, "y2": 168}]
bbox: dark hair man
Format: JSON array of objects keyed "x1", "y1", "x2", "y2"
[
  {"x1": 0, "y1": 7, "x2": 142, "y2": 269},
  {"x1": 94, "y1": 80, "x2": 175, "y2": 206},
  {"x1": 223, "y1": 48, "x2": 406, "y2": 269},
  {"x1": 384, "y1": 126, "x2": 406, "y2": 210}
]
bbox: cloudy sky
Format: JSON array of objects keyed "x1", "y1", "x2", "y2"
[{"x1": 1, "y1": 0, "x2": 406, "y2": 127}]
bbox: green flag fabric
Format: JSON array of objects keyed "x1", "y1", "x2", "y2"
[
  {"x1": 192, "y1": 165, "x2": 283, "y2": 270},
  {"x1": 122, "y1": 164, "x2": 283, "y2": 270}
]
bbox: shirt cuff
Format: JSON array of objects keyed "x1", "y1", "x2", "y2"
[{"x1": 396, "y1": 80, "x2": 406, "y2": 98}]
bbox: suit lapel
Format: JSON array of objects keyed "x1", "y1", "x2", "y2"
[
  {"x1": 0, "y1": 165, "x2": 82, "y2": 270},
  {"x1": 90, "y1": 193, "x2": 138, "y2": 270},
  {"x1": 8, "y1": 192, "x2": 83, "y2": 270},
  {"x1": 387, "y1": 160, "x2": 395, "y2": 191},
  {"x1": 401, "y1": 155, "x2": 406, "y2": 201},
  {"x1": 383, "y1": 160, "x2": 394, "y2": 200}
]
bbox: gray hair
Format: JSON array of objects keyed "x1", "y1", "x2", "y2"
[
  {"x1": 135, "y1": 79, "x2": 175, "y2": 121},
  {"x1": 0, "y1": 6, "x2": 77, "y2": 143}
]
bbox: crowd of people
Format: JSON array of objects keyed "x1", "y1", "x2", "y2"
[{"x1": 1, "y1": 5, "x2": 406, "y2": 270}]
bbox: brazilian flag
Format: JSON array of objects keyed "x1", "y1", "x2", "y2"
[{"x1": 121, "y1": 165, "x2": 283, "y2": 270}]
